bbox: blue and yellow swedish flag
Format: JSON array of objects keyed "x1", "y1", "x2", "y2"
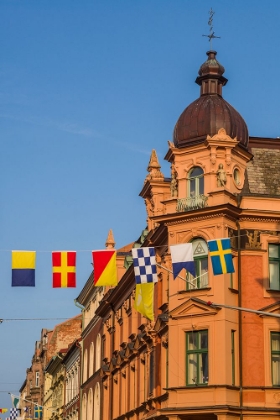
[
  {"x1": 208, "y1": 238, "x2": 234, "y2": 275},
  {"x1": 34, "y1": 406, "x2": 42, "y2": 419},
  {"x1": 12, "y1": 251, "x2": 36, "y2": 287}
]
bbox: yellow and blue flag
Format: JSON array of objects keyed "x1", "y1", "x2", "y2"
[
  {"x1": 34, "y1": 406, "x2": 42, "y2": 419},
  {"x1": 12, "y1": 251, "x2": 36, "y2": 287},
  {"x1": 208, "y1": 238, "x2": 234, "y2": 275}
]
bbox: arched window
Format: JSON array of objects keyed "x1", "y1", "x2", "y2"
[
  {"x1": 93, "y1": 383, "x2": 101, "y2": 420},
  {"x1": 95, "y1": 334, "x2": 101, "y2": 371},
  {"x1": 89, "y1": 342, "x2": 94, "y2": 377},
  {"x1": 87, "y1": 389, "x2": 93, "y2": 420},
  {"x1": 83, "y1": 349, "x2": 88, "y2": 383},
  {"x1": 82, "y1": 393, "x2": 87, "y2": 420},
  {"x1": 188, "y1": 167, "x2": 204, "y2": 197},
  {"x1": 187, "y1": 238, "x2": 208, "y2": 289}
]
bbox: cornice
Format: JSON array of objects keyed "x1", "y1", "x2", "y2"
[
  {"x1": 81, "y1": 315, "x2": 102, "y2": 338},
  {"x1": 240, "y1": 217, "x2": 280, "y2": 223},
  {"x1": 151, "y1": 203, "x2": 242, "y2": 226},
  {"x1": 164, "y1": 212, "x2": 233, "y2": 227}
]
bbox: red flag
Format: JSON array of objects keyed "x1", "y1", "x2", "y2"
[{"x1": 52, "y1": 251, "x2": 76, "y2": 288}]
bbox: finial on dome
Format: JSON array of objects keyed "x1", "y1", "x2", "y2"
[
  {"x1": 105, "y1": 229, "x2": 115, "y2": 249},
  {"x1": 196, "y1": 50, "x2": 227, "y2": 96}
]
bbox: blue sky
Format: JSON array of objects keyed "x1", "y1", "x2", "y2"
[{"x1": 1, "y1": 0, "x2": 280, "y2": 410}]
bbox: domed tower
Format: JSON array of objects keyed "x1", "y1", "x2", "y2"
[
  {"x1": 164, "y1": 50, "x2": 252, "y2": 214},
  {"x1": 173, "y1": 50, "x2": 249, "y2": 149}
]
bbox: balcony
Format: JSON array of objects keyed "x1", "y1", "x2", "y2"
[{"x1": 176, "y1": 194, "x2": 208, "y2": 212}]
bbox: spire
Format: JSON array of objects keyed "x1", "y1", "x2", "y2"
[
  {"x1": 105, "y1": 229, "x2": 115, "y2": 249},
  {"x1": 195, "y1": 50, "x2": 228, "y2": 96},
  {"x1": 145, "y1": 149, "x2": 164, "y2": 182}
]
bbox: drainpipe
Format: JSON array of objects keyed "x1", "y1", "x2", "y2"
[{"x1": 236, "y1": 214, "x2": 243, "y2": 419}]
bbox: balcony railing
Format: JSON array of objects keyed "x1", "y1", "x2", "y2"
[{"x1": 176, "y1": 194, "x2": 208, "y2": 212}]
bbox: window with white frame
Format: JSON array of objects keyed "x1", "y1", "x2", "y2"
[
  {"x1": 187, "y1": 238, "x2": 208, "y2": 289},
  {"x1": 269, "y1": 244, "x2": 280, "y2": 290},
  {"x1": 271, "y1": 332, "x2": 280, "y2": 386},
  {"x1": 188, "y1": 167, "x2": 204, "y2": 197},
  {"x1": 186, "y1": 330, "x2": 208, "y2": 385}
]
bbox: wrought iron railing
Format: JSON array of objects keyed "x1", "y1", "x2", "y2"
[{"x1": 176, "y1": 194, "x2": 208, "y2": 212}]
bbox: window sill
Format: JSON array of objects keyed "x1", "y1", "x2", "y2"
[
  {"x1": 266, "y1": 289, "x2": 280, "y2": 292},
  {"x1": 179, "y1": 287, "x2": 211, "y2": 294},
  {"x1": 186, "y1": 383, "x2": 208, "y2": 387}
]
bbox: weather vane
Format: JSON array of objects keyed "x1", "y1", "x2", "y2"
[{"x1": 202, "y1": 8, "x2": 220, "y2": 50}]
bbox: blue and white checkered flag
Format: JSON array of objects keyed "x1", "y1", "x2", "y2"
[
  {"x1": 132, "y1": 247, "x2": 158, "y2": 284},
  {"x1": 9, "y1": 409, "x2": 18, "y2": 420}
]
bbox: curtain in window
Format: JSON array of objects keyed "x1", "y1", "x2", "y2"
[{"x1": 272, "y1": 333, "x2": 280, "y2": 385}]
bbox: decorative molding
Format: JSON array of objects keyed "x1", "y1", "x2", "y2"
[
  {"x1": 245, "y1": 230, "x2": 262, "y2": 249},
  {"x1": 206, "y1": 127, "x2": 237, "y2": 143},
  {"x1": 165, "y1": 213, "x2": 227, "y2": 226}
]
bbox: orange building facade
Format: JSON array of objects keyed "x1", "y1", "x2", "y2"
[{"x1": 79, "y1": 50, "x2": 280, "y2": 420}]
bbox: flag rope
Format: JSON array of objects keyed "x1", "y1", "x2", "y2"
[
  {"x1": 0, "y1": 231, "x2": 262, "y2": 254},
  {"x1": 8, "y1": 393, "x2": 55, "y2": 413},
  {"x1": 208, "y1": 302, "x2": 280, "y2": 318}
]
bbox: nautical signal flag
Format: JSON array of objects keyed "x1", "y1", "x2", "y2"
[
  {"x1": 134, "y1": 283, "x2": 154, "y2": 320},
  {"x1": 170, "y1": 243, "x2": 196, "y2": 279},
  {"x1": 52, "y1": 251, "x2": 76, "y2": 288},
  {"x1": 208, "y1": 238, "x2": 234, "y2": 275},
  {"x1": 0, "y1": 410, "x2": 8, "y2": 414},
  {"x1": 92, "y1": 250, "x2": 117, "y2": 286},
  {"x1": 9, "y1": 409, "x2": 18, "y2": 420},
  {"x1": 10, "y1": 395, "x2": 19, "y2": 410},
  {"x1": 34, "y1": 406, "x2": 42, "y2": 419},
  {"x1": 132, "y1": 247, "x2": 158, "y2": 320},
  {"x1": 11, "y1": 251, "x2": 36, "y2": 287},
  {"x1": 132, "y1": 247, "x2": 158, "y2": 284}
]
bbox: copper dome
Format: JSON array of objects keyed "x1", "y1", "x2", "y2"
[{"x1": 173, "y1": 51, "x2": 249, "y2": 149}]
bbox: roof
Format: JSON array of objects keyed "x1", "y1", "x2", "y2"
[{"x1": 245, "y1": 147, "x2": 280, "y2": 196}]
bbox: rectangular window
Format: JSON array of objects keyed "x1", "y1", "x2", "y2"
[
  {"x1": 231, "y1": 330, "x2": 235, "y2": 386},
  {"x1": 186, "y1": 330, "x2": 208, "y2": 385},
  {"x1": 187, "y1": 239, "x2": 208, "y2": 289},
  {"x1": 269, "y1": 244, "x2": 280, "y2": 290},
  {"x1": 35, "y1": 371, "x2": 40, "y2": 387},
  {"x1": 271, "y1": 332, "x2": 280, "y2": 386}
]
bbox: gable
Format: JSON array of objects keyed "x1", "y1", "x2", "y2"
[{"x1": 169, "y1": 297, "x2": 220, "y2": 320}]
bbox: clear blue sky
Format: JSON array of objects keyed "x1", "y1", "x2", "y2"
[{"x1": 1, "y1": 0, "x2": 280, "y2": 410}]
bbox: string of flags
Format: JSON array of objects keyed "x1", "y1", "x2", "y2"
[
  {"x1": 131, "y1": 238, "x2": 234, "y2": 320},
  {"x1": 3, "y1": 396, "x2": 43, "y2": 420},
  {"x1": 10, "y1": 250, "x2": 118, "y2": 288},
  {"x1": 8, "y1": 238, "x2": 233, "y2": 319},
  {"x1": 4, "y1": 407, "x2": 42, "y2": 420}
]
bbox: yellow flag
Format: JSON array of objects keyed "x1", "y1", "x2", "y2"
[{"x1": 134, "y1": 283, "x2": 154, "y2": 320}]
